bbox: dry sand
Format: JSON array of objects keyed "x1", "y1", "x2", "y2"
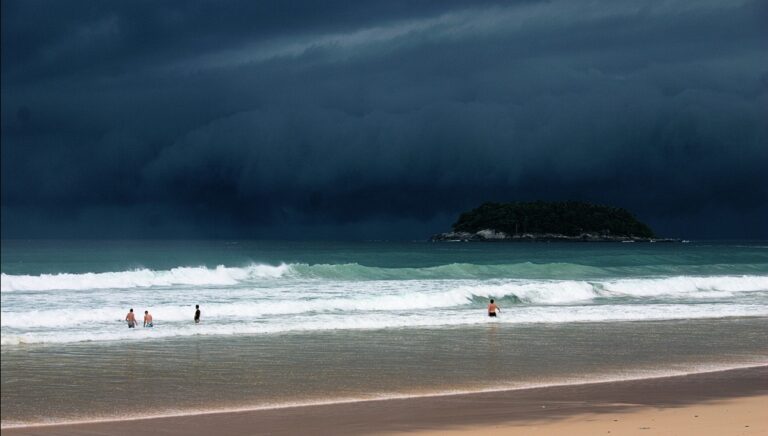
[{"x1": 5, "y1": 365, "x2": 767, "y2": 436}]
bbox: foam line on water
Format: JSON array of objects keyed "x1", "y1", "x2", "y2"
[
  {"x1": 3, "y1": 275, "x2": 767, "y2": 329},
  {"x1": 3, "y1": 260, "x2": 768, "y2": 292},
  {"x1": 3, "y1": 304, "x2": 766, "y2": 345},
  {"x1": 2, "y1": 262, "x2": 602, "y2": 290},
  {"x1": 0, "y1": 264, "x2": 290, "y2": 291}
]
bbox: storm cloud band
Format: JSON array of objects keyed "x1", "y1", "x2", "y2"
[{"x1": 2, "y1": 0, "x2": 767, "y2": 239}]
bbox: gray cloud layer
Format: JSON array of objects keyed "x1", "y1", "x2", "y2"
[{"x1": 2, "y1": 0, "x2": 767, "y2": 238}]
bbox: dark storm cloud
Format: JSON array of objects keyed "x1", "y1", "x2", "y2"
[{"x1": 2, "y1": 0, "x2": 767, "y2": 239}]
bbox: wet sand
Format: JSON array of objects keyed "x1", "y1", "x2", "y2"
[
  {"x1": 5, "y1": 365, "x2": 767, "y2": 436},
  {"x1": 384, "y1": 395, "x2": 767, "y2": 435}
]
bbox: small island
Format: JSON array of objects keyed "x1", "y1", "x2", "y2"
[{"x1": 432, "y1": 201, "x2": 678, "y2": 242}]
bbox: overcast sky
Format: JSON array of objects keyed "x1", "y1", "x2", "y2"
[{"x1": 2, "y1": 0, "x2": 767, "y2": 239}]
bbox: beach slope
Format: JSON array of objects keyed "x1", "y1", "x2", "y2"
[{"x1": 5, "y1": 366, "x2": 766, "y2": 436}]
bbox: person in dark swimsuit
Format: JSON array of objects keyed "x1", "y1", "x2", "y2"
[
  {"x1": 125, "y1": 308, "x2": 137, "y2": 328},
  {"x1": 194, "y1": 305, "x2": 201, "y2": 324},
  {"x1": 488, "y1": 299, "x2": 500, "y2": 317}
]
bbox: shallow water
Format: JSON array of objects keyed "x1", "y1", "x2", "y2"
[{"x1": 2, "y1": 318, "x2": 767, "y2": 426}]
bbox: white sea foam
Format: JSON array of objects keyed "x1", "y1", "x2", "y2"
[
  {"x1": 453, "y1": 280, "x2": 598, "y2": 304},
  {"x1": 4, "y1": 274, "x2": 765, "y2": 330},
  {"x1": 2, "y1": 303, "x2": 766, "y2": 345},
  {"x1": 4, "y1": 259, "x2": 768, "y2": 294},
  {"x1": 2, "y1": 261, "x2": 767, "y2": 345},
  {"x1": 600, "y1": 275, "x2": 768, "y2": 295},
  {"x1": 0, "y1": 264, "x2": 290, "y2": 291},
  {"x1": 440, "y1": 275, "x2": 768, "y2": 305}
]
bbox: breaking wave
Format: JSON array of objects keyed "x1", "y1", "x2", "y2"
[
  {"x1": 2, "y1": 275, "x2": 767, "y2": 329},
  {"x1": 3, "y1": 261, "x2": 768, "y2": 293},
  {"x1": 3, "y1": 260, "x2": 767, "y2": 345},
  {"x1": 1, "y1": 264, "x2": 291, "y2": 291},
  {"x1": 3, "y1": 303, "x2": 767, "y2": 345}
]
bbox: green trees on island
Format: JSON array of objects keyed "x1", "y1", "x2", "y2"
[{"x1": 451, "y1": 201, "x2": 655, "y2": 238}]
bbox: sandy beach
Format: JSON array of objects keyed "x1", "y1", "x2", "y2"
[
  {"x1": 5, "y1": 365, "x2": 766, "y2": 436},
  {"x1": 384, "y1": 395, "x2": 767, "y2": 436}
]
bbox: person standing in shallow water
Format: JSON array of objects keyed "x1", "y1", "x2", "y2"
[
  {"x1": 194, "y1": 305, "x2": 201, "y2": 324},
  {"x1": 488, "y1": 299, "x2": 500, "y2": 317},
  {"x1": 144, "y1": 310, "x2": 153, "y2": 328},
  {"x1": 125, "y1": 308, "x2": 137, "y2": 328}
]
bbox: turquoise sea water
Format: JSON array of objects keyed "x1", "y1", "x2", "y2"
[{"x1": 1, "y1": 240, "x2": 767, "y2": 425}]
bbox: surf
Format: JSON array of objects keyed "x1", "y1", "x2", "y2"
[{"x1": 0, "y1": 264, "x2": 291, "y2": 291}]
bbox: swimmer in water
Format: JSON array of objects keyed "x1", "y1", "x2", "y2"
[
  {"x1": 125, "y1": 308, "x2": 137, "y2": 328},
  {"x1": 488, "y1": 299, "x2": 500, "y2": 317},
  {"x1": 144, "y1": 310, "x2": 153, "y2": 328}
]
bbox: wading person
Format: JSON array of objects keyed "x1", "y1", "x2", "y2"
[
  {"x1": 488, "y1": 299, "x2": 501, "y2": 317},
  {"x1": 144, "y1": 310, "x2": 153, "y2": 328},
  {"x1": 194, "y1": 304, "x2": 201, "y2": 324},
  {"x1": 125, "y1": 308, "x2": 137, "y2": 328}
]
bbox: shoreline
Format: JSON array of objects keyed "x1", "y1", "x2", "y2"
[
  {"x1": 3, "y1": 362, "x2": 766, "y2": 429},
  {"x1": 4, "y1": 365, "x2": 767, "y2": 435}
]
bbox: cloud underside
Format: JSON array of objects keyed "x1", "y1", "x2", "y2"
[{"x1": 2, "y1": 0, "x2": 767, "y2": 238}]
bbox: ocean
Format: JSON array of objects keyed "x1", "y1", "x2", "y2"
[{"x1": 2, "y1": 240, "x2": 767, "y2": 427}]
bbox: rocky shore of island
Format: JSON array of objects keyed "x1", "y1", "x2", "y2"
[{"x1": 431, "y1": 229, "x2": 680, "y2": 242}]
